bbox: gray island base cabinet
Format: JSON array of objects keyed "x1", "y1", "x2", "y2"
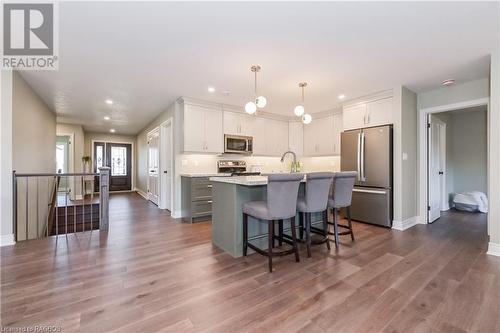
[{"x1": 210, "y1": 176, "x2": 326, "y2": 258}]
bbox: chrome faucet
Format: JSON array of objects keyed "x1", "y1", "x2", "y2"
[{"x1": 280, "y1": 151, "x2": 298, "y2": 173}]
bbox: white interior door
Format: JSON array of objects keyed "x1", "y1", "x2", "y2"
[
  {"x1": 160, "y1": 121, "x2": 172, "y2": 211},
  {"x1": 428, "y1": 115, "x2": 446, "y2": 223},
  {"x1": 148, "y1": 130, "x2": 160, "y2": 205}
]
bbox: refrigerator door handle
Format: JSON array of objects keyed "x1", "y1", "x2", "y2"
[
  {"x1": 360, "y1": 132, "x2": 366, "y2": 181},
  {"x1": 357, "y1": 132, "x2": 361, "y2": 181}
]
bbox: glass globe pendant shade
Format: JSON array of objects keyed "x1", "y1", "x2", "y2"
[
  {"x1": 302, "y1": 113, "x2": 312, "y2": 124},
  {"x1": 245, "y1": 101, "x2": 257, "y2": 114},
  {"x1": 256, "y1": 96, "x2": 267, "y2": 108},
  {"x1": 294, "y1": 105, "x2": 305, "y2": 117}
]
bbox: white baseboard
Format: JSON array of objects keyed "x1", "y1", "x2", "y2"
[
  {"x1": 392, "y1": 216, "x2": 420, "y2": 231},
  {"x1": 0, "y1": 234, "x2": 15, "y2": 247},
  {"x1": 135, "y1": 189, "x2": 148, "y2": 200},
  {"x1": 487, "y1": 242, "x2": 500, "y2": 257},
  {"x1": 171, "y1": 210, "x2": 182, "y2": 219}
]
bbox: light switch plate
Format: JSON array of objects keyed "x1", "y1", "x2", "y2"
[{"x1": 402, "y1": 153, "x2": 408, "y2": 161}]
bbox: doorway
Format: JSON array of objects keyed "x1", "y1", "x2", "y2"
[
  {"x1": 420, "y1": 99, "x2": 489, "y2": 225},
  {"x1": 56, "y1": 135, "x2": 70, "y2": 190},
  {"x1": 93, "y1": 141, "x2": 133, "y2": 192}
]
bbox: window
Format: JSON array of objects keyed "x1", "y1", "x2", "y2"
[{"x1": 111, "y1": 146, "x2": 127, "y2": 176}]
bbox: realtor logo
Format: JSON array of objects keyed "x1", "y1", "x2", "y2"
[{"x1": 2, "y1": 2, "x2": 58, "y2": 69}]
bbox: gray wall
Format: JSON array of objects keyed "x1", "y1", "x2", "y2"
[
  {"x1": 12, "y1": 71, "x2": 56, "y2": 241},
  {"x1": 401, "y1": 87, "x2": 418, "y2": 220},
  {"x1": 1, "y1": 70, "x2": 13, "y2": 244}
]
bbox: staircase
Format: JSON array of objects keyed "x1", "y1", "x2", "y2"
[{"x1": 51, "y1": 202, "x2": 100, "y2": 235}]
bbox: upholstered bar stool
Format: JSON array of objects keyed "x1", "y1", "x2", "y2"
[
  {"x1": 328, "y1": 171, "x2": 357, "y2": 248},
  {"x1": 296, "y1": 172, "x2": 335, "y2": 257},
  {"x1": 242, "y1": 173, "x2": 304, "y2": 273}
]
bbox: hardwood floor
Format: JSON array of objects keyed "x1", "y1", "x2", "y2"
[{"x1": 2, "y1": 193, "x2": 499, "y2": 332}]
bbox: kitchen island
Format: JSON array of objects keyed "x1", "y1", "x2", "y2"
[{"x1": 209, "y1": 175, "x2": 325, "y2": 258}]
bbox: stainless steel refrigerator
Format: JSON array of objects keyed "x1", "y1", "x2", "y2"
[{"x1": 341, "y1": 125, "x2": 393, "y2": 227}]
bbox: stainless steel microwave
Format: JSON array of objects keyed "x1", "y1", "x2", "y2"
[{"x1": 224, "y1": 135, "x2": 253, "y2": 154}]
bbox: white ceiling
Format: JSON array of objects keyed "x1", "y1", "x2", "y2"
[{"x1": 20, "y1": 1, "x2": 499, "y2": 135}]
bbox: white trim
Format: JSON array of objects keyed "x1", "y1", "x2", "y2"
[
  {"x1": 91, "y1": 139, "x2": 135, "y2": 191},
  {"x1": 159, "y1": 119, "x2": 174, "y2": 212},
  {"x1": 75, "y1": 194, "x2": 83, "y2": 200},
  {"x1": 171, "y1": 210, "x2": 181, "y2": 219},
  {"x1": 135, "y1": 188, "x2": 148, "y2": 200},
  {"x1": 487, "y1": 242, "x2": 500, "y2": 257},
  {"x1": 418, "y1": 98, "x2": 489, "y2": 225},
  {"x1": 56, "y1": 132, "x2": 75, "y2": 200},
  {"x1": 0, "y1": 234, "x2": 15, "y2": 247},
  {"x1": 392, "y1": 216, "x2": 421, "y2": 231}
]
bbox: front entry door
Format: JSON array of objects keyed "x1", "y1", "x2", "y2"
[{"x1": 93, "y1": 142, "x2": 132, "y2": 192}]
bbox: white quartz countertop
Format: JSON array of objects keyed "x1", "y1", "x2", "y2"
[
  {"x1": 209, "y1": 176, "x2": 268, "y2": 185},
  {"x1": 209, "y1": 175, "x2": 308, "y2": 186},
  {"x1": 181, "y1": 173, "x2": 232, "y2": 178}
]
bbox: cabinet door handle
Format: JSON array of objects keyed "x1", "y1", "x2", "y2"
[
  {"x1": 363, "y1": 115, "x2": 366, "y2": 124},
  {"x1": 367, "y1": 113, "x2": 370, "y2": 124}
]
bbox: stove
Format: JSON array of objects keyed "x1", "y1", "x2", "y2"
[{"x1": 217, "y1": 160, "x2": 261, "y2": 176}]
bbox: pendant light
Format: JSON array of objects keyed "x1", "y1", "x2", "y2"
[
  {"x1": 245, "y1": 65, "x2": 267, "y2": 114},
  {"x1": 294, "y1": 82, "x2": 307, "y2": 117},
  {"x1": 294, "y1": 82, "x2": 312, "y2": 124}
]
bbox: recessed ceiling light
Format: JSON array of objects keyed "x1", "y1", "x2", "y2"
[
  {"x1": 208, "y1": 87, "x2": 215, "y2": 93},
  {"x1": 103, "y1": 116, "x2": 110, "y2": 120},
  {"x1": 110, "y1": 128, "x2": 116, "y2": 133},
  {"x1": 338, "y1": 94, "x2": 346, "y2": 100},
  {"x1": 442, "y1": 79, "x2": 455, "y2": 86},
  {"x1": 105, "y1": 99, "x2": 114, "y2": 105}
]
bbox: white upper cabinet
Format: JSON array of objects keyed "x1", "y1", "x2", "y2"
[
  {"x1": 288, "y1": 121, "x2": 304, "y2": 157},
  {"x1": 303, "y1": 114, "x2": 341, "y2": 156},
  {"x1": 182, "y1": 102, "x2": 223, "y2": 153},
  {"x1": 333, "y1": 113, "x2": 342, "y2": 155},
  {"x1": 223, "y1": 111, "x2": 254, "y2": 136},
  {"x1": 366, "y1": 97, "x2": 393, "y2": 127},
  {"x1": 342, "y1": 97, "x2": 393, "y2": 131},
  {"x1": 342, "y1": 104, "x2": 367, "y2": 131},
  {"x1": 251, "y1": 117, "x2": 289, "y2": 157}
]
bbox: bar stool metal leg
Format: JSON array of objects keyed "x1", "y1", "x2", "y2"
[
  {"x1": 347, "y1": 206, "x2": 355, "y2": 241},
  {"x1": 243, "y1": 213, "x2": 248, "y2": 256},
  {"x1": 290, "y1": 216, "x2": 300, "y2": 262},
  {"x1": 323, "y1": 210, "x2": 331, "y2": 251},
  {"x1": 299, "y1": 212, "x2": 304, "y2": 240},
  {"x1": 306, "y1": 213, "x2": 312, "y2": 257},
  {"x1": 332, "y1": 208, "x2": 339, "y2": 248},
  {"x1": 278, "y1": 219, "x2": 283, "y2": 246},
  {"x1": 268, "y1": 220, "x2": 274, "y2": 272}
]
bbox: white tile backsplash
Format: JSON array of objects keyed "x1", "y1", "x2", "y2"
[{"x1": 178, "y1": 154, "x2": 341, "y2": 174}]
